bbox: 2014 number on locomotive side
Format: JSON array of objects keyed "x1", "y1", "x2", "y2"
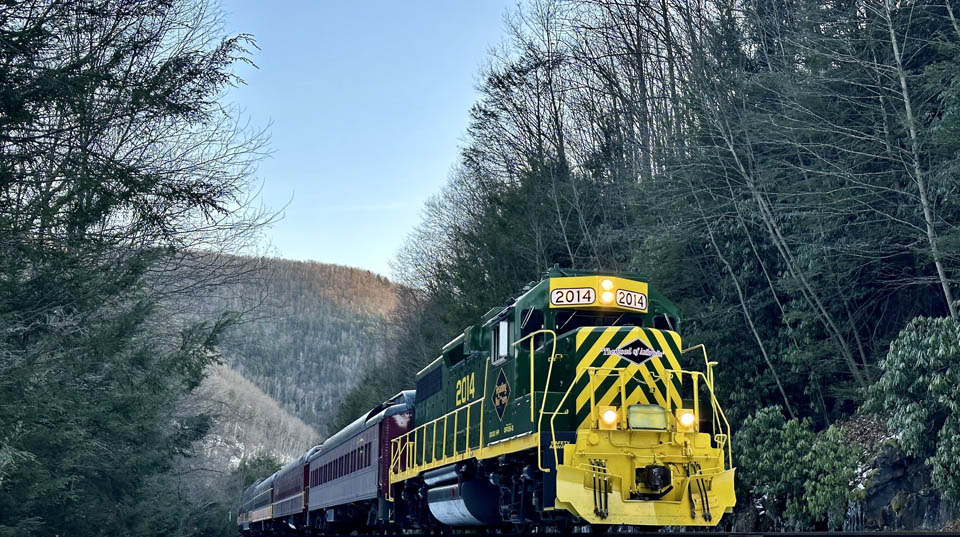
[{"x1": 455, "y1": 373, "x2": 476, "y2": 405}]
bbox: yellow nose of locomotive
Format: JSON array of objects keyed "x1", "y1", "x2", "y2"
[{"x1": 549, "y1": 326, "x2": 736, "y2": 526}]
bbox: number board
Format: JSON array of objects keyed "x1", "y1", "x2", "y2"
[
  {"x1": 615, "y1": 289, "x2": 647, "y2": 311},
  {"x1": 550, "y1": 287, "x2": 595, "y2": 306},
  {"x1": 548, "y1": 276, "x2": 650, "y2": 312}
]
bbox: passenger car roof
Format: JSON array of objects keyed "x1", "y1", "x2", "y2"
[{"x1": 313, "y1": 391, "x2": 414, "y2": 455}]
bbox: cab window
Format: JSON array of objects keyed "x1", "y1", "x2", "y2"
[
  {"x1": 443, "y1": 341, "x2": 465, "y2": 366},
  {"x1": 654, "y1": 314, "x2": 676, "y2": 331},
  {"x1": 491, "y1": 319, "x2": 511, "y2": 365},
  {"x1": 554, "y1": 311, "x2": 644, "y2": 335}
]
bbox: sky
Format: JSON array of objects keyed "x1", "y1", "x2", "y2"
[{"x1": 223, "y1": 1, "x2": 514, "y2": 277}]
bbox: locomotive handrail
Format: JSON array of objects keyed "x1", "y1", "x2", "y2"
[
  {"x1": 681, "y1": 344, "x2": 715, "y2": 390},
  {"x1": 512, "y1": 328, "x2": 558, "y2": 473},
  {"x1": 681, "y1": 345, "x2": 730, "y2": 464},
  {"x1": 549, "y1": 365, "x2": 587, "y2": 466},
  {"x1": 697, "y1": 370, "x2": 733, "y2": 468},
  {"x1": 511, "y1": 329, "x2": 558, "y2": 422},
  {"x1": 663, "y1": 368, "x2": 732, "y2": 468},
  {"x1": 388, "y1": 395, "x2": 484, "y2": 490},
  {"x1": 547, "y1": 364, "x2": 733, "y2": 471}
]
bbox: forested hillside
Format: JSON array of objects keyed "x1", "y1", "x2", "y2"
[
  {"x1": 338, "y1": 0, "x2": 960, "y2": 530},
  {"x1": 190, "y1": 363, "x2": 320, "y2": 465},
  {"x1": 159, "y1": 364, "x2": 319, "y2": 536},
  {"x1": 217, "y1": 258, "x2": 397, "y2": 433}
]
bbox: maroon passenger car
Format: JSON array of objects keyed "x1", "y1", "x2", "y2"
[
  {"x1": 305, "y1": 391, "x2": 414, "y2": 532},
  {"x1": 237, "y1": 391, "x2": 414, "y2": 536}
]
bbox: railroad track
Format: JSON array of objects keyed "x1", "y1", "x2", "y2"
[{"x1": 362, "y1": 531, "x2": 960, "y2": 537}]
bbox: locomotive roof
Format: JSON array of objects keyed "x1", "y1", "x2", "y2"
[
  {"x1": 239, "y1": 480, "x2": 259, "y2": 502},
  {"x1": 311, "y1": 390, "x2": 414, "y2": 458},
  {"x1": 489, "y1": 269, "x2": 677, "y2": 323},
  {"x1": 437, "y1": 269, "x2": 680, "y2": 357}
]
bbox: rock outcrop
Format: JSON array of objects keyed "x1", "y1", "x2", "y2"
[{"x1": 852, "y1": 441, "x2": 956, "y2": 530}]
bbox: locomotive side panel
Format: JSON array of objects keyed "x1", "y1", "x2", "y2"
[
  {"x1": 237, "y1": 482, "x2": 257, "y2": 533},
  {"x1": 248, "y1": 474, "x2": 275, "y2": 523}
]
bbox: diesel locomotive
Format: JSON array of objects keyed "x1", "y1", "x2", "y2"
[{"x1": 237, "y1": 269, "x2": 735, "y2": 533}]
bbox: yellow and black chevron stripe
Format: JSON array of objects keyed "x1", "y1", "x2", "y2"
[{"x1": 572, "y1": 327, "x2": 684, "y2": 429}]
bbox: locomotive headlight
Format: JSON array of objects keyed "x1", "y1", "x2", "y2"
[
  {"x1": 601, "y1": 291, "x2": 614, "y2": 304},
  {"x1": 599, "y1": 405, "x2": 618, "y2": 430},
  {"x1": 676, "y1": 409, "x2": 696, "y2": 431},
  {"x1": 600, "y1": 278, "x2": 614, "y2": 290},
  {"x1": 628, "y1": 404, "x2": 667, "y2": 430}
]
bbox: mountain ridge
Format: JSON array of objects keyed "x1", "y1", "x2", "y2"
[{"x1": 216, "y1": 257, "x2": 399, "y2": 434}]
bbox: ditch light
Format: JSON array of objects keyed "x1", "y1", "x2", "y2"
[
  {"x1": 599, "y1": 405, "x2": 619, "y2": 430},
  {"x1": 676, "y1": 409, "x2": 696, "y2": 432}
]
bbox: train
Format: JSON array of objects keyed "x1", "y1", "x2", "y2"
[{"x1": 237, "y1": 268, "x2": 736, "y2": 533}]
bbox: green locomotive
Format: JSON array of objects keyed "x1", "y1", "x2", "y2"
[{"x1": 388, "y1": 268, "x2": 735, "y2": 528}]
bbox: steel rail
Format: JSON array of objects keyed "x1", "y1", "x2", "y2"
[{"x1": 310, "y1": 527, "x2": 960, "y2": 537}]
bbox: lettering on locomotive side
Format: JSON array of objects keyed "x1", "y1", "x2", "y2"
[
  {"x1": 492, "y1": 368, "x2": 510, "y2": 421},
  {"x1": 600, "y1": 338, "x2": 665, "y2": 368},
  {"x1": 455, "y1": 373, "x2": 476, "y2": 406}
]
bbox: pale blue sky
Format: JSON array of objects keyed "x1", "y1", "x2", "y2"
[{"x1": 224, "y1": 2, "x2": 514, "y2": 277}]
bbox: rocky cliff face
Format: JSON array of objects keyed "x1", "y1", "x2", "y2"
[{"x1": 851, "y1": 441, "x2": 957, "y2": 530}]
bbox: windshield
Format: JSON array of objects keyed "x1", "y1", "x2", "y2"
[{"x1": 554, "y1": 311, "x2": 646, "y2": 335}]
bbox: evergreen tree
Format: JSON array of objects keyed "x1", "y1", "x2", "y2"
[{"x1": 0, "y1": 1, "x2": 264, "y2": 534}]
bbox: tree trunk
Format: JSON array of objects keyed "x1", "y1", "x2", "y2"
[
  {"x1": 693, "y1": 189, "x2": 796, "y2": 419},
  {"x1": 883, "y1": 0, "x2": 957, "y2": 319}
]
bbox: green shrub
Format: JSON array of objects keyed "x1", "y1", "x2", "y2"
[
  {"x1": 804, "y1": 426, "x2": 858, "y2": 529},
  {"x1": 236, "y1": 452, "x2": 282, "y2": 490},
  {"x1": 736, "y1": 406, "x2": 857, "y2": 529},
  {"x1": 736, "y1": 406, "x2": 813, "y2": 528},
  {"x1": 868, "y1": 316, "x2": 960, "y2": 502}
]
